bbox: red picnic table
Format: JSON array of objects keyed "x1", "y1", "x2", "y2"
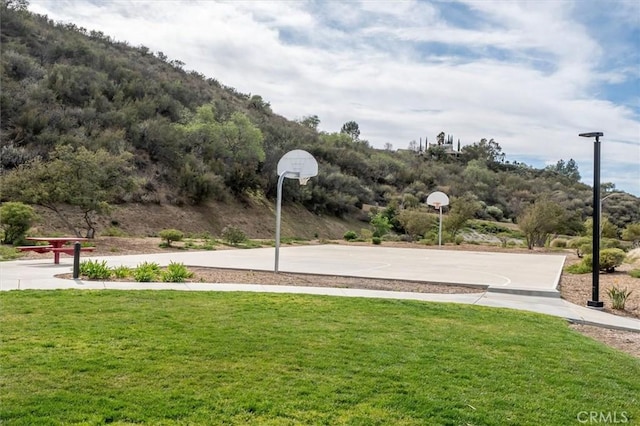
[{"x1": 20, "y1": 237, "x2": 94, "y2": 264}]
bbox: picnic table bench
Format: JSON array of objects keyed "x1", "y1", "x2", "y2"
[{"x1": 18, "y1": 237, "x2": 95, "y2": 264}]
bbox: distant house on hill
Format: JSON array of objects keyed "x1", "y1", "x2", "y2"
[{"x1": 397, "y1": 132, "x2": 462, "y2": 157}]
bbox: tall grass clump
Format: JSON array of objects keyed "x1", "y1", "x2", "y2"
[
  {"x1": 607, "y1": 286, "x2": 633, "y2": 310},
  {"x1": 161, "y1": 262, "x2": 194, "y2": 283}
]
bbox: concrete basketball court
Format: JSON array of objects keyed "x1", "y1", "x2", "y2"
[
  {"x1": 1, "y1": 244, "x2": 566, "y2": 296},
  {"x1": 4, "y1": 244, "x2": 640, "y2": 331}
]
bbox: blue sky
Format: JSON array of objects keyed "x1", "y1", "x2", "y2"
[{"x1": 29, "y1": 0, "x2": 640, "y2": 195}]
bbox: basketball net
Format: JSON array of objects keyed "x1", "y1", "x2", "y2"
[
  {"x1": 433, "y1": 202, "x2": 441, "y2": 210},
  {"x1": 299, "y1": 177, "x2": 310, "y2": 186}
]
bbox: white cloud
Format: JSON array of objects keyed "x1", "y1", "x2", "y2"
[{"x1": 28, "y1": 0, "x2": 640, "y2": 195}]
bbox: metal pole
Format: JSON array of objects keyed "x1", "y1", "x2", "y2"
[
  {"x1": 275, "y1": 172, "x2": 290, "y2": 273},
  {"x1": 73, "y1": 242, "x2": 81, "y2": 279},
  {"x1": 588, "y1": 135, "x2": 603, "y2": 308},
  {"x1": 438, "y1": 206, "x2": 442, "y2": 247}
]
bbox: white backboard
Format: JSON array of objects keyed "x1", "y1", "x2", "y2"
[
  {"x1": 277, "y1": 149, "x2": 318, "y2": 178},
  {"x1": 427, "y1": 191, "x2": 450, "y2": 207}
]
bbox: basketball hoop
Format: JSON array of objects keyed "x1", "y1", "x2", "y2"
[
  {"x1": 426, "y1": 191, "x2": 450, "y2": 247},
  {"x1": 275, "y1": 149, "x2": 318, "y2": 273}
]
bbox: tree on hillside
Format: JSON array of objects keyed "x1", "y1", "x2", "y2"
[
  {"x1": 0, "y1": 145, "x2": 135, "y2": 237},
  {"x1": 297, "y1": 115, "x2": 320, "y2": 131},
  {"x1": 517, "y1": 197, "x2": 567, "y2": 249},
  {"x1": 546, "y1": 159, "x2": 580, "y2": 181},
  {"x1": 461, "y1": 138, "x2": 505, "y2": 166},
  {"x1": 175, "y1": 106, "x2": 265, "y2": 197},
  {"x1": 340, "y1": 121, "x2": 360, "y2": 141},
  {"x1": 444, "y1": 194, "x2": 482, "y2": 237}
]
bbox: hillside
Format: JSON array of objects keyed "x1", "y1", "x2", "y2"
[{"x1": 1, "y1": 1, "x2": 638, "y2": 239}]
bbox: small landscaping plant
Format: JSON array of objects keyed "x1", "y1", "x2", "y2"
[
  {"x1": 159, "y1": 229, "x2": 184, "y2": 247},
  {"x1": 133, "y1": 261, "x2": 161, "y2": 282},
  {"x1": 112, "y1": 265, "x2": 132, "y2": 279},
  {"x1": 161, "y1": 262, "x2": 194, "y2": 283},
  {"x1": 79, "y1": 260, "x2": 112, "y2": 280},
  {"x1": 607, "y1": 286, "x2": 633, "y2": 310},
  {"x1": 372, "y1": 236, "x2": 382, "y2": 245},
  {"x1": 629, "y1": 269, "x2": 640, "y2": 279}
]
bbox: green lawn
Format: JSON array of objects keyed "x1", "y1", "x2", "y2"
[{"x1": 1, "y1": 291, "x2": 638, "y2": 425}]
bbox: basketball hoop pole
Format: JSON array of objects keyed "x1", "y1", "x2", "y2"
[
  {"x1": 275, "y1": 171, "x2": 296, "y2": 273},
  {"x1": 436, "y1": 204, "x2": 442, "y2": 247}
]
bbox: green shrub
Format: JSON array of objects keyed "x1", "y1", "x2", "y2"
[
  {"x1": 454, "y1": 235, "x2": 464, "y2": 245},
  {"x1": 601, "y1": 238, "x2": 627, "y2": 251},
  {"x1": 599, "y1": 248, "x2": 626, "y2": 272},
  {"x1": 570, "y1": 248, "x2": 627, "y2": 274},
  {"x1": 0, "y1": 245, "x2": 22, "y2": 261},
  {"x1": 112, "y1": 265, "x2": 132, "y2": 279},
  {"x1": 343, "y1": 230, "x2": 358, "y2": 241},
  {"x1": 221, "y1": 226, "x2": 247, "y2": 246},
  {"x1": 565, "y1": 261, "x2": 591, "y2": 274},
  {"x1": 550, "y1": 238, "x2": 568, "y2": 248},
  {"x1": 159, "y1": 229, "x2": 184, "y2": 247},
  {"x1": 607, "y1": 286, "x2": 632, "y2": 310},
  {"x1": 0, "y1": 202, "x2": 36, "y2": 245},
  {"x1": 79, "y1": 260, "x2": 112, "y2": 280},
  {"x1": 629, "y1": 269, "x2": 640, "y2": 279},
  {"x1": 370, "y1": 213, "x2": 392, "y2": 238},
  {"x1": 372, "y1": 236, "x2": 382, "y2": 245},
  {"x1": 133, "y1": 261, "x2": 161, "y2": 282},
  {"x1": 161, "y1": 262, "x2": 194, "y2": 283}
]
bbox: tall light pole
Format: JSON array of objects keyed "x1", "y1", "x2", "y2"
[{"x1": 579, "y1": 132, "x2": 604, "y2": 308}]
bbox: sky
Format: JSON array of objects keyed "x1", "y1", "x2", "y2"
[{"x1": 28, "y1": 0, "x2": 640, "y2": 195}]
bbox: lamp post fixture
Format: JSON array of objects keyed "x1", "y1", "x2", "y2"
[{"x1": 579, "y1": 132, "x2": 604, "y2": 308}]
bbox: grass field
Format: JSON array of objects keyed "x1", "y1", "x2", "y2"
[{"x1": 1, "y1": 291, "x2": 638, "y2": 425}]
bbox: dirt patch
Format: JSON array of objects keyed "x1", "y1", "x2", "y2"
[
  {"x1": 181, "y1": 267, "x2": 483, "y2": 294},
  {"x1": 559, "y1": 250, "x2": 640, "y2": 319},
  {"x1": 569, "y1": 324, "x2": 640, "y2": 357}
]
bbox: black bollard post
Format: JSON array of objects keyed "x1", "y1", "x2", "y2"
[{"x1": 73, "y1": 242, "x2": 81, "y2": 279}]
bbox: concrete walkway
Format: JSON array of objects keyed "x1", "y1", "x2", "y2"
[{"x1": 1, "y1": 245, "x2": 639, "y2": 332}]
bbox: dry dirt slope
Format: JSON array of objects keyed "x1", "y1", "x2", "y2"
[{"x1": 31, "y1": 199, "x2": 364, "y2": 240}]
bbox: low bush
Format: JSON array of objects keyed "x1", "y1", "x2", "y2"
[
  {"x1": 79, "y1": 260, "x2": 112, "y2": 280},
  {"x1": 112, "y1": 266, "x2": 132, "y2": 279},
  {"x1": 161, "y1": 262, "x2": 194, "y2": 283},
  {"x1": 222, "y1": 226, "x2": 247, "y2": 246},
  {"x1": 565, "y1": 261, "x2": 591, "y2": 274},
  {"x1": 372, "y1": 237, "x2": 382, "y2": 245},
  {"x1": 0, "y1": 245, "x2": 22, "y2": 261},
  {"x1": 567, "y1": 248, "x2": 626, "y2": 274},
  {"x1": 599, "y1": 248, "x2": 626, "y2": 272},
  {"x1": 133, "y1": 261, "x2": 161, "y2": 282},
  {"x1": 629, "y1": 269, "x2": 640, "y2": 279},
  {"x1": 159, "y1": 229, "x2": 184, "y2": 247},
  {"x1": 343, "y1": 230, "x2": 358, "y2": 241},
  {"x1": 550, "y1": 238, "x2": 568, "y2": 248}
]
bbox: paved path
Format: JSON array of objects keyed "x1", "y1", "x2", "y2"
[{"x1": 1, "y1": 245, "x2": 639, "y2": 332}]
